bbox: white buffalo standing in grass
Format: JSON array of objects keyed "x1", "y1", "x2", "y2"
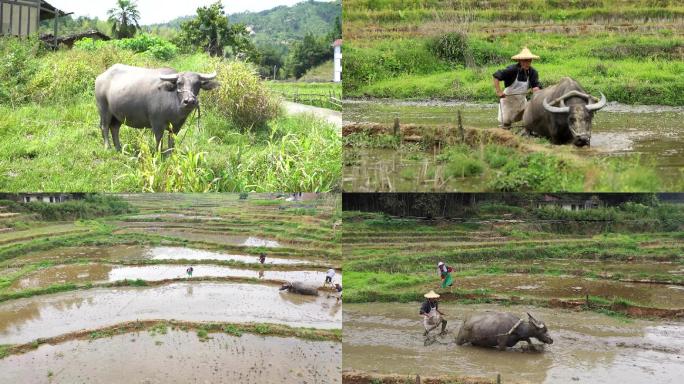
[{"x1": 95, "y1": 64, "x2": 220, "y2": 152}]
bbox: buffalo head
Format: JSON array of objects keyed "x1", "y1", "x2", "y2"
[
  {"x1": 526, "y1": 312, "x2": 553, "y2": 344},
  {"x1": 543, "y1": 90, "x2": 606, "y2": 147},
  {"x1": 160, "y1": 71, "x2": 220, "y2": 111},
  {"x1": 279, "y1": 282, "x2": 292, "y2": 291}
]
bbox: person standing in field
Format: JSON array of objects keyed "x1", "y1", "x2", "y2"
[
  {"x1": 325, "y1": 268, "x2": 336, "y2": 287},
  {"x1": 437, "y1": 261, "x2": 454, "y2": 289},
  {"x1": 259, "y1": 253, "x2": 266, "y2": 264},
  {"x1": 493, "y1": 47, "x2": 542, "y2": 129},
  {"x1": 186, "y1": 266, "x2": 193, "y2": 277},
  {"x1": 420, "y1": 290, "x2": 447, "y2": 336}
]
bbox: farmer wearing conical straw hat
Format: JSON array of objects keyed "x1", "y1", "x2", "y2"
[
  {"x1": 419, "y1": 290, "x2": 447, "y2": 336},
  {"x1": 493, "y1": 47, "x2": 542, "y2": 129}
]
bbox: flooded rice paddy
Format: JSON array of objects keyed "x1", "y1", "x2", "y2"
[
  {"x1": 8, "y1": 264, "x2": 333, "y2": 291},
  {"x1": 457, "y1": 274, "x2": 684, "y2": 308},
  {"x1": 10, "y1": 245, "x2": 312, "y2": 265},
  {"x1": 0, "y1": 282, "x2": 342, "y2": 344},
  {"x1": 344, "y1": 100, "x2": 684, "y2": 190},
  {"x1": 0, "y1": 330, "x2": 341, "y2": 384},
  {"x1": 343, "y1": 302, "x2": 684, "y2": 384}
]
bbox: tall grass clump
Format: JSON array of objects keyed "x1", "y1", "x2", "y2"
[
  {"x1": 0, "y1": 37, "x2": 45, "y2": 105},
  {"x1": 204, "y1": 61, "x2": 282, "y2": 131}
]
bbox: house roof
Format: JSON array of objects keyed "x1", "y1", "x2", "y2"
[
  {"x1": 332, "y1": 39, "x2": 342, "y2": 47},
  {"x1": 40, "y1": 0, "x2": 71, "y2": 20}
]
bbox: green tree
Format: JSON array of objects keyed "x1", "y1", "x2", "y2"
[
  {"x1": 285, "y1": 33, "x2": 331, "y2": 78},
  {"x1": 176, "y1": 1, "x2": 254, "y2": 58},
  {"x1": 107, "y1": 0, "x2": 141, "y2": 39}
]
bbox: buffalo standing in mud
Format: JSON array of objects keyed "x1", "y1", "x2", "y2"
[
  {"x1": 95, "y1": 64, "x2": 220, "y2": 152},
  {"x1": 279, "y1": 281, "x2": 319, "y2": 296},
  {"x1": 523, "y1": 77, "x2": 606, "y2": 147},
  {"x1": 456, "y1": 312, "x2": 553, "y2": 350}
]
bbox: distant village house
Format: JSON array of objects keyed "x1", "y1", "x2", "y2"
[{"x1": 536, "y1": 194, "x2": 602, "y2": 211}]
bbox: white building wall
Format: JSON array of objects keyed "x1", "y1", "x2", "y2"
[{"x1": 333, "y1": 45, "x2": 342, "y2": 83}]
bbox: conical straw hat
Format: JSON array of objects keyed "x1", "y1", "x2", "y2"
[
  {"x1": 424, "y1": 290, "x2": 440, "y2": 299},
  {"x1": 511, "y1": 47, "x2": 540, "y2": 60}
]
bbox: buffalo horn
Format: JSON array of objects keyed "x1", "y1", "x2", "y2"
[
  {"x1": 543, "y1": 97, "x2": 569, "y2": 113},
  {"x1": 160, "y1": 74, "x2": 179, "y2": 83},
  {"x1": 199, "y1": 72, "x2": 217, "y2": 81},
  {"x1": 527, "y1": 312, "x2": 539, "y2": 326},
  {"x1": 586, "y1": 92, "x2": 607, "y2": 112}
]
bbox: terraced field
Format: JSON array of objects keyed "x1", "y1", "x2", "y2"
[
  {"x1": 342, "y1": 201, "x2": 684, "y2": 383},
  {"x1": 0, "y1": 194, "x2": 342, "y2": 383}
]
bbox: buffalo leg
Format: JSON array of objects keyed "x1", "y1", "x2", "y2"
[
  {"x1": 100, "y1": 114, "x2": 111, "y2": 149},
  {"x1": 110, "y1": 118, "x2": 122, "y2": 152},
  {"x1": 152, "y1": 125, "x2": 164, "y2": 153}
]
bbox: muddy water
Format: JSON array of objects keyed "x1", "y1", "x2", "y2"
[
  {"x1": 8, "y1": 245, "x2": 312, "y2": 265},
  {"x1": 345, "y1": 100, "x2": 684, "y2": 184},
  {"x1": 125, "y1": 227, "x2": 282, "y2": 247},
  {"x1": 146, "y1": 246, "x2": 310, "y2": 264},
  {"x1": 8, "y1": 264, "x2": 333, "y2": 290},
  {"x1": 0, "y1": 330, "x2": 341, "y2": 384},
  {"x1": 0, "y1": 283, "x2": 342, "y2": 344},
  {"x1": 456, "y1": 274, "x2": 684, "y2": 308},
  {"x1": 343, "y1": 303, "x2": 684, "y2": 384}
]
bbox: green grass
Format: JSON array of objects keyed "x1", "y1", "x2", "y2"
[
  {"x1": 342, "y1": 0, "x2": 684, "y2": 106},
  {"x1": 266, "y1": 81, "x2": 342, "y2": 110}
]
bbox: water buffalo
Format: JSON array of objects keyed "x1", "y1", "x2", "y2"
[
  {"x1": 279, "y1": 281, "x2": 319, "y2": 296},
  {"x1": 523, "y1": 77, "x2": 606, "y2": 147},
  {"x1": 95, "y1": 64, "x2": 220, "y2": 152},
  {"x1": 456, "y1": 312, "x2": 553, "y2": 350}
]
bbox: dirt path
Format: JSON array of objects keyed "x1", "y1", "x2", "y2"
[{"x1": 283, "y1": 101, "x2": 342, "y2": 135}]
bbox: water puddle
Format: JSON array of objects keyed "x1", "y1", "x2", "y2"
[
  {"x1": 345, "y1": 100, "x2": 684, "y2": 186},
  {"x1": 125, "y1": 227, "x2": 282, "y2": 247},
  {"x1": 125, "y1": 213, "x2": 223, "y2": 221},
  {"x1": 0, "y1": 282, "x2": 342, "y2": 344},
  {"x1": 8, "y1": 264, "x2": 333, "y2": 291},
  {"x1": 0, "y1": 330, "x2": 341, "y2": 383},
  {"x1": 343, "y1": 302, "x2": 684, "y2": 384},
  {"x1": 8, "y1": 245, "x2": 311, "y2": 265},
  {"x1": 457, "y1": 274, "x2": 684, "y2": 308},
  {"x1": 146, "y1": 246, "x2": 309, "y2": 264}
]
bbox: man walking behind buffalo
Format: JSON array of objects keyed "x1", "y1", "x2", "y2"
[
  {"x1": 493, "y1": 47, "x2": 542, "y2": 129},
  {"x1": 420, "y1": 290, "x2": 447, "y2": 337}
]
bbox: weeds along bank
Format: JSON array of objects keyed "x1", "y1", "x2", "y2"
[
  {"x1": 342, "y1": 0, "x2": 684, "y2": 105},
  {"x1": 0, "y1": 36, "x2": 341, "y2": 192}
]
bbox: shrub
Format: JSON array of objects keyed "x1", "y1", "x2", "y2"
[
  {"x1": 114, "y1": 34, "x2": 178, "y2": 60},
  {"x1": 428, "y1": 32, "x2": 470, "y2": 65},
  {"x1": 203, "y1": 61, "x2": 281, "y2": 131}
]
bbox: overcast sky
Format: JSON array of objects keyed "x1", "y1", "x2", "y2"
[{"x1": 47, "y1": 0, "x2": 323, "y2": 25}]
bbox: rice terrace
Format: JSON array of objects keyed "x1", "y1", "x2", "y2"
[
  {"x1": 0, "y1": 193, "x2": 342, "y2": 383},
  {"x1": 342, "y1": 0, "x2": 684, "y2": 192},
  {"x1": 342, "y1": 193, "x2": 684, "y2": 384}
]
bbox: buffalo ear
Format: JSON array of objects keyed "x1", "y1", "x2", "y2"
[
  {"x1": 201, "y1": 80, "x2": 220, "y2": 90},
  {"x1": 160, "y1": 82, "x2": 176, "y2": 92}
]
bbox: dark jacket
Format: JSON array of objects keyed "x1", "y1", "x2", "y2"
[
  {"x1": 420, "y1": 300, "x2": 438, "y2": 315},
  {"x1": 493, "y1": 63, "x2": 541, "y2": 89}
]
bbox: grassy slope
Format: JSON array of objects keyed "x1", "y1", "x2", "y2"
[
  {"x1": 343, "y1": 1, "x2": 684, "y2": 105},
  {"x1": 0, "y1": 43, "x2": 340, "y2": 192}
]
